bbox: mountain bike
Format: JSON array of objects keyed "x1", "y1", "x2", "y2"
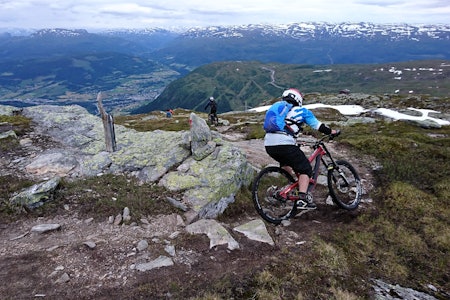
[
  {"x1": 208, "y1": 112, "x2": 219, "y2": 126},
  {"x1": 252, "y1": 131, "x2": 362, "y2": 224}
]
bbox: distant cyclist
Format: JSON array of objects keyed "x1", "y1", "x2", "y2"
[
  {"x1": 264, "y1": 88, "x2": 338, "y2": 210},
  {"x1": 204, "y1": 96, "x2": 218, "y2": 124}
]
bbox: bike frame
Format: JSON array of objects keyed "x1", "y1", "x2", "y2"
[
  {"x1": 306, "y1": 144, "x2": 327, "y2": 192},
  {"x1": 277, "y1": 139, "x2": 336, "y2": 201}
]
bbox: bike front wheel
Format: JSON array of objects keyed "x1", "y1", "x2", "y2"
[
  {"x1": 252, "y1": 166, "x2": 297, "y2": 224},
  {"x1": 327, "y1": 160, "x2": 362, "y2": 210}
]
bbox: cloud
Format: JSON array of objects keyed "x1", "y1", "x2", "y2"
[
  {"x1": 100, "y1": 3, "x2": 154, "y2": 15},
  {"x1": 355, "y1": 0, "x2": 405, "y2": 7},
  {"x1": 0, "y1": 0, "x2": 448, "y2": 29}
]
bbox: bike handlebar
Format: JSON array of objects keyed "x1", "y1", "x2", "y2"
[
  {"x1": 318, "y1": 129, "x2": 341, "y2": 142},
  {"x1": 330, "y1": 129, "x2": 341, "y2": 140},
  {"x1": 297, "y1": 129, "x2": 341, "y2": 148}
]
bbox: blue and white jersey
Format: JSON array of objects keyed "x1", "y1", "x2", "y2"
[
  {"x1": 286, "y1": 106, "x2": 321, "y2": 130},
  {"x1": 264, "y1": 106, "x2": 322, "y2": 146}
]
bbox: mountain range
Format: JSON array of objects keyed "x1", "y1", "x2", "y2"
[
  {"x1": 150, "y1": 22, "x2": 450, "y2": 67},
  {"x1": 0, "y1": 22, "x2": 449, "y2": 114}
]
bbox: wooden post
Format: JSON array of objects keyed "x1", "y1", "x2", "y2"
[{"x1": 97, "y1": 92, "x2": 117, "y2": 152}]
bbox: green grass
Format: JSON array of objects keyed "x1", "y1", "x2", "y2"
[
  {"x1": 52, "y1": 174, "x2": 182, "y2": 222},
  {"x1": 0, "y1": 115, "x2": 31, "y2": 136},
  {"x1": 0, "y1": 175, "x2": 35, "y2": 220},
  {"x1": 341, "y1": 121, "x2": 450, "y2": 190},
  {"x1": 114, "y1": 109, "x2": 193, "y2": 132},
  {"x1": 0, "y1": 115, "x2": 33, "y2": 218},
  {"x1": 322, "y1": 121, "x2": 450, "y2": 297},
  {"x1": 0, "y1": 116, "x2": 28, "y2": 152},
  {"x1": 0, "y1": 136, "x2": 20, "y2": 151}
]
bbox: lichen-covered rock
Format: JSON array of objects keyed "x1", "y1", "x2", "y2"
[
  {"x1": 7, "y1": 104, "x2": 253, "y2": 218},
  {"x1": 25, "y1": 151, "x2": 78, "y2": 176},
  {"x1": 0, "y1": 130, "x2": 17, "y2": 140},
  {"x1": 160, "y1": 141, "x2": 253, "y2": 217},
  {"x1": 79, "y1": 151, "x2": 112, "y2": 177},
  {"x1": 189, "y1": 113, "x2": 216, "y2": 160},
  {"x1": 10, "y1": 177, "x2": 61, "y2": 209}
]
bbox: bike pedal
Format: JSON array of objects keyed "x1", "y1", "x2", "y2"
[{"x1": 295, "y1": 200, "x2": 317, "y2": 210}]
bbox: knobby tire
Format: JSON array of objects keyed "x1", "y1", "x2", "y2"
[
  {"x1": 252, "y1": 166, "x2": 297, "y2": 224},
  {"x1": 327, "y1": 160, "x2": 362, "y2": 210}
]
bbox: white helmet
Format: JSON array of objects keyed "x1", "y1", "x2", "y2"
[
  {"x1": 282, "y1": 88, "x2": 303, "y2": 106},
  {"x1": 209, "y1": 96, "x2": 214, "y2": 101}
]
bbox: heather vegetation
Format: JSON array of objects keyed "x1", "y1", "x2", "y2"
[{"x1": 0, "y1": 99, "x2": 449, "y2": 298}]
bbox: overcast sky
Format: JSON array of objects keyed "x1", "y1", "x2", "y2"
[{"x1": 1, "y1": 0, "x2": 449, "y2": 31}]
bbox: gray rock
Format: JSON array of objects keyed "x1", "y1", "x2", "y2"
[
  {"x1": 137, "y1": 239, "x2": 148, "y2": 252},
  {"x1": 234, "y1": 219, "x2": 274, "y2": 246},
  {"x1": 198, "y1": 194, "x2": 236, "y2": 219},
  {"x1": 135, "y1": 255, "x2": 174, "y2": 271},
  {"x1": 55, "y1": 273, "x2": 70, "y2": 284},
  {"x1": 189, "y1": 113, "x2": 215, "y2": 160},
  {"x1": 165, "y1": 197, "x2": 188, "y2": 212},
  {"x1": 25, "y1": 151, "x2": 78, "y2": 176},
  {"x1": 114, "y1": 213, "x2": 122, "y2": 225},
  {"x1": 0, "y1": 130, "x2": 17, "y2": 140},
  {"x1": 31, "y1": 223, "x2": 61, "y2": 234},
  {"x1": 83, "y1": 241, "x2": 96, "y2": 249},
  {"x1": 372, "y1": 279, "x2": 438, "y2": 300},
  {"x1": 164, "y1": 245, "x2": 176, "y2": 256},
  {"x1": 10, "y1": 177, "x2": 61, "y2": 209},
  {"x1": 185, "y1": 219, "x2": 239, "y2": 250},
  {"x1": 161, "y1": 143, "x2": 253, "y2": 218},
  {"x1": 123, "y1": 207, "x2": 131, "y2": 222}
]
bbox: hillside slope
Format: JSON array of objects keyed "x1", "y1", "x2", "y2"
[{"x1": 133, "y1": 60, "x2": 450, "y2": 114}]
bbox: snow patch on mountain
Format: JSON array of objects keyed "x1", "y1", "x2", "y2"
[
  {"x1": 7, "y1": 22, "x2": 449, "y2": 41},
  {"x1": 181, "y1": 22, "x2": 450, "y2": 41},
  {"x1": 249, "y1": 104, "x2": 450, "y2": 126}
]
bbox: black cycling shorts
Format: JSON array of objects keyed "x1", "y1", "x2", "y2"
[{"x1": 265, "y1": 144, "x2": 312, "y2": 177}]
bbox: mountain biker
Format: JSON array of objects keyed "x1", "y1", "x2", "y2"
[
  {"x1": 204, "y1": 96, "x2": 218, "y2": 122},
  {"x1": 264, "y1": 88, "x2": 338, "y2": 210}
]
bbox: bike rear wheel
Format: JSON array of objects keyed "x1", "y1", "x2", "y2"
[
  {"x1": 252, "y1": 166, "x2": 297, "y2": 224},
  {"x1": 327, "y1": 160, "x2": 362, "y2": 210},
  {"x1": 208, "y1": 114, "x2": 218, "y2": 126}
]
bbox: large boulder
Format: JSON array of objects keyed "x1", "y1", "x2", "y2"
[
  {"x1": 160, "y1": 113, "x2": 253, "y2": 218},
  {"x1": 189, "y1": 112, "x2": 216, "y2": 160},
  {"x1": 4, "y1": 104, "x2": 254, "y2": 219}
]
